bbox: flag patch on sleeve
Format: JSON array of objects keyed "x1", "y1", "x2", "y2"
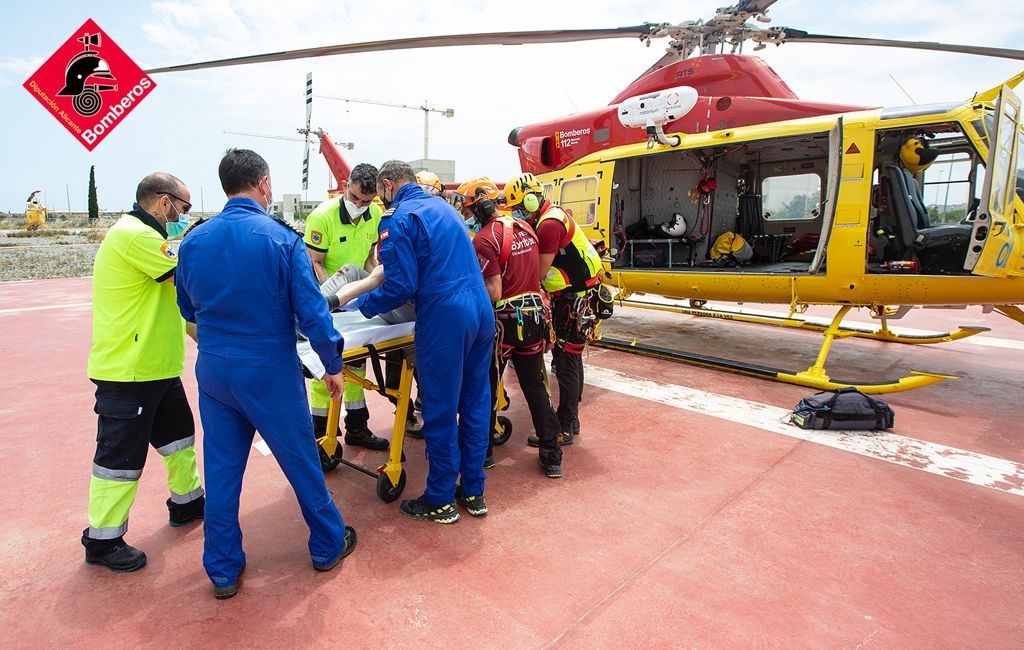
[{"x1": 380, "y1": 229, "x2": 389, "y2": 241}]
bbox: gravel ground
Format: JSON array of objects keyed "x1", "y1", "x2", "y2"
[{"x1": 0, "y1": 244, "x2": 101, "y2": 282}]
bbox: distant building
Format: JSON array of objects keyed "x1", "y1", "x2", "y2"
[
  {"x1": 409, "y1": 159, "x2": 456, "y2": 183},
  {"x1": 277, "y1": 194, "x2": 324, "y2": 222}
]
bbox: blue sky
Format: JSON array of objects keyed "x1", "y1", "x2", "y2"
[{"x1": 1, "y1": 0, "x2": 1022, "y2": 213}]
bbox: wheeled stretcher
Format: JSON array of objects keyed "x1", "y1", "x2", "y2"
[{"x1": 297, "y1": 311, "x2": 416, "y2": 502}]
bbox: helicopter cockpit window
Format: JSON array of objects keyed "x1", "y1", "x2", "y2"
[
  {"x1": 920, "y1": 153, "x2": 974, "y2": 224},
  {"x1": 761, "y1": 173, "x2": 821, "y2": 221},
  {"x1": 559, "y1": 176, "x2": 599, "y2": 226}
]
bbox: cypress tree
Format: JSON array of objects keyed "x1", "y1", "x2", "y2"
[{"x1": 88, "y1": 166, "x2": 99, "y2": 220}]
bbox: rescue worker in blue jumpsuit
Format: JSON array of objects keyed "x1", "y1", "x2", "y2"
[
  {"x1": 354, "y1": 160, "x2": 493, "y2": 523},
  {"x1": 176, "y1": 149, "x2": 356, "y2": 598}
]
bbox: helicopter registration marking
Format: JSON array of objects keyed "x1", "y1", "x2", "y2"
[{"x1": 584, "y1": 364, "x2": 1024, "y2": 497}]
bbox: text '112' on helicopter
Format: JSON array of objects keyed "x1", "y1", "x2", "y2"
[{"x1": 145, "y1": 0, "x2": 1024, "y2": 393}]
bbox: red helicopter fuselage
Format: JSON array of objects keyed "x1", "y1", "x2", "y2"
[{"x1": 507, "y1": 54, "x2": 867, "y2": 175}]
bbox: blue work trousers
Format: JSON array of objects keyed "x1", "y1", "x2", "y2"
[
  {"x1": 196, "y1": 348, "x2": 346, "y2": 587},
  {"x1": 417, "y1": 286, "x2": 494, "y2": 505}
]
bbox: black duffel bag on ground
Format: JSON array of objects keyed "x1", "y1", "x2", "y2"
[{"x1": 790, "y1": 387, "x2": 895, "y2": 430}]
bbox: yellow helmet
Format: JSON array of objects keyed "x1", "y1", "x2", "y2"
[
  {"x1": 900, "y1": 137, "x2": 939, "y2": 174},
  {"x1": 503, "y1": 172, "x2": 544, "y2": 209},
  {"x1": 416, "y1": 170, "x2": 443, "y2": 196}
]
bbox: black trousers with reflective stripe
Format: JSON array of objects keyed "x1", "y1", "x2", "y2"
[
  {"x1": 551, "y1": 292, "x2": 588, "y2": 431},
  {"x1": 92, "y1": 377, "x2": 196, "y2": 472},
  {"x1": 488, "y1": 315, "x2": 562, "y2": 466}
]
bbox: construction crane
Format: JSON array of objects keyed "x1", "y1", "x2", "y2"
[
  {"x1": 223, "y1": 130, "x2": 355, "y2": 148},
  {"x1": 315, "y1": 93, "x2": 454, "y2": 159}
]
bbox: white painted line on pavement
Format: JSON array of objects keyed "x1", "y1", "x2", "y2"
[
  {"x1": 0, "y1": 302, "x2": 91, "y2": 315},
  {"x1": 585, "y1": 364, "x2": 1024, "y2": 497}
]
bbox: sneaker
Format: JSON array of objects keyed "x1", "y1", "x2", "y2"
[
  {"x1": 539, "y1": 459, "x2": 563, "y2": 479},
  {"x1": 455, "y1": 488, "x2": 488, "y2": 516},
  {"x1": 527, "y1": 431, "x2": 574, "y2": 447},
  {"x1": 404, "y1": 416, "x2": 423, "y2": 439},
  {"x1": 82, "y1": 530, "x2": 147, "y2": 573},
  {"x1": 314, "y1": 526, "x2": 357, "y2": 572},
  {"x1": 571, "y1": 417, "x2": 581, "y2": 436},
  {"x1": 167, "y1": 495, "x2": 205, "y2": 527},
  {"x1": 213, "y1": 561, "x2": 246, "y2": 600},
  {"x1": 399, "y1": 498, "x2": 460, "y2": 524},
  {"x1": 345, "y1": 425, "x2": 390, "y2": 451},
  {"x1": 482, "y1": 455, "x2": 496, "y2": 470}
]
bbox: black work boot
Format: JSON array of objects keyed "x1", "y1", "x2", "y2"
[
  {"x1": 345, "y1": 424, "x2": 390, "y2": 451},
  {"x1": 82, "y1": 529, "x2": 147, "y2": 573},
  {"x1": 168, "y1": 495, "x2": 205, "y2": 527},
  {"x1": 344, "y1": 408, "x2": 389, "y2": 451}
]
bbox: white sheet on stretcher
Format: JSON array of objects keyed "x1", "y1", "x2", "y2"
[{"x1": 297, "y1": 311, "x2": 414, "y2": 379}]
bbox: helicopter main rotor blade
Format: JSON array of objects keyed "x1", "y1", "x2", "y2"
[
  {"x1": 734, "y1": 0, "x2": 779, "y2": 13},
  {"x1": 778, "y1": 29, "x2": 1024, "y2": 61},
  {"x1": 145, "y1": 26, "x2": 654, "y2": 74}
]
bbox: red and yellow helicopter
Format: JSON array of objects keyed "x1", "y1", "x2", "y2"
[{"x1": 147, "y1": 0, "x2": 1024, "y2": 393}]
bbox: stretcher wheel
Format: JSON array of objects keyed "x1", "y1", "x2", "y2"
[
  {"x1": 492, "y1": 416, "x2": 513, "y2": 446},
  {"x1": 319, "y1": 443, "x2": 342, "y2": 472},
  {"x1": 376, "y1": 469, "x2": 406, "y2": 503}
]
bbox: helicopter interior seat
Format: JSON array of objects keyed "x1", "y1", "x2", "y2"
[{"x1": 883, "y1": 165, "x2": 972, "y2": 271}]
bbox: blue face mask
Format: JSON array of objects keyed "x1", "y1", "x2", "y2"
[
  {"x1": 166, "y1": 215, "x2": 189, "y2": 238},
  {"x1": 464, "y1": 216, "x2": 480, "y2": 234},
  {"x1": 164, "y1": 200, "x2": 189, "y2": 238}
]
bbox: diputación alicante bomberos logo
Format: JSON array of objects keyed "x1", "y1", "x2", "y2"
[{"x1": 24, "y1": 18, "x2": 156, "y2": 151}]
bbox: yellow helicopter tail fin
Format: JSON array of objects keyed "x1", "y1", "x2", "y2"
[{"x1": 974, "y1": 69, "x2": 1024, "y2": 102}]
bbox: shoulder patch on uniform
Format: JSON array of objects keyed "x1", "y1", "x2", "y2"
[
  {"x1": 382, "y1": 202, "x2": 399, "y2": 218},
  {"x1": 272, "y1": 217, "x2": 302, "y2": 236},
  {"x1": 181, "y1": 217, "x2": 206, "y2": 238},
  {"x1": 310, "y1": 230, "x2": 323, "y2": 245},
  {"x1": 380, "y1": 229, "x2": 390, "y2": 241},
  {"x1": 160, "y1": 241, "x2": 177, "y2": 259}
]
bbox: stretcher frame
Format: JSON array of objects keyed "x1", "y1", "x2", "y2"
[{"x1": 316, "y1": 335, "x2": 415, "y2": 502}]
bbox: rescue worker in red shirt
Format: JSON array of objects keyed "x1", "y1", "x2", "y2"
[
  {"x1": 453, "y1": 177, "x2": 562, "y2": 478},
  {"x1": 503, "y1": 173, "x2": 603, "y2": 446}
]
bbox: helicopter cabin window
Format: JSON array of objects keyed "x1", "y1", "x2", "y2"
[
  {"x1": 559, "y1": 176, "x2": 598, "y2": 226},
  {"x1": 761, "y1": 173, "x2": 822, "y2": 221},
  {"x1": 608, "y1": 129, "x2": 835, "y2": 273},
  {"x1": 542, "y1": 183, "x2": 555, "y2": 201},
  {"x1": 867, "y1": 122, "x2": 984, "y2": 275}
]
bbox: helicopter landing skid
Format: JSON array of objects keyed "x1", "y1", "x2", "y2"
[
  {"x1": 619, "y1": 299, "x2": 989, "y2": 345},
  {"x1": 594, "y1": 337, "x2": 952, "y2": 394},
  {"x1": 596, "y1": 305, "x2": 954, "y2": 394},
  {"x1": 995, "y1": 304, "x2": 1024, "y2": 326}
]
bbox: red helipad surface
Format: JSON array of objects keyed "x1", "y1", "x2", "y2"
[{"x1": 1, "y1": 277, "x2": 1023, "y2": 647}]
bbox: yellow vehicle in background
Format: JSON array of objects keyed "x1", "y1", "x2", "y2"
[{"x1": 25, "y1": 191, "x2": 47, "y2": 231}]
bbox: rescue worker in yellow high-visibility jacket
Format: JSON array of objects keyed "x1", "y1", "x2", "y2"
[
  {"x1": 82, "y1": 172, "x2": 204, "y2": 573},
  {"x1": 303, "y1": 163, "x2": 390, "y2": 453}
]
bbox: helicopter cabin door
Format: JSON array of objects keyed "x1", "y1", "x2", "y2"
[
  {"x1": 809, "y1": 117, "x2": 843, "y2": 273},
  {"x1": 965, "y1": 85, "x2": 1022, "y2": 277}
]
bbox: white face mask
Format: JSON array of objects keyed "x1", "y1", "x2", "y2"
[{"x1": 345, "y1": 198, "x2": 368, "y2": 218}]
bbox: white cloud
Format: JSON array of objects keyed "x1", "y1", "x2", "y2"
[{"x1": 0, "y1": 56, "x2": 43, "y2": 85}]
